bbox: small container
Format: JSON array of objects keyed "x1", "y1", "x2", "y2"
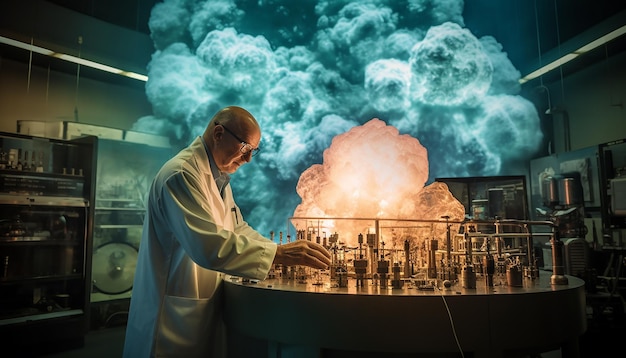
[
  {"x1": 506, "y1": 265, "x2": 523, "y2": 287},
  {"x1": 55, "y1": 293, "x2": 70, "y2": 308}
]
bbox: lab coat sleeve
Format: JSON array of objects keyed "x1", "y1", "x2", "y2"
[{"x1": 159, "y1": 169, "x2": 276, "y2": 280}]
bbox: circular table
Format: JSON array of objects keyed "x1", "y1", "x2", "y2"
[{"x1": 224, "y1": 271, "x2": 586, "y2": 358}]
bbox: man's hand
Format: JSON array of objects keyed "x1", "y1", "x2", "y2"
[{"x1": 273, "y1": 240, "x2": 331, "y2": 270}]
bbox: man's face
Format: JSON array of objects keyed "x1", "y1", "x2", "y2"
[{"x1": 214, "y1": 123, "x2": 260, "y2": 174}]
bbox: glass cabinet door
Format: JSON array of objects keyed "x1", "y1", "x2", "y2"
[
  {"x1": 90, "y1": 138, "x2": 171, "y2": 327},
  {"x1": 0, "y1": 131, "x2": 95, "y2": 354},
  {"x1": 0, "y1": 198, "x2": 88, "y2": 321}
]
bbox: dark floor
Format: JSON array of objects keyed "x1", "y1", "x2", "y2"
[
  {"x1": 28, "y1": 286, "x2": 626, "y2": 358},
  {"x1": 30, "y1": 318, "x2": 624, "y2": 358},
  {"x1": 43, "y1": 325, "x2": 126, "y2": 358}
]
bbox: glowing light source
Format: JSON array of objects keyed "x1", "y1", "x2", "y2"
[
  {"x1": 519, "y1": 25, "x2": 626, "y2": 84},
  {"x1": 0, "y1": 35, "x2": 148, "y2": 82},
  {"x1": 292, "y1": 119, "x2": 465, "y2": 247}
]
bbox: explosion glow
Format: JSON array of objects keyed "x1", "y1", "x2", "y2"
[
  {"x1": 292, "y1": 119, "x2": 465, "y2": 247},
  {"x1": 134, "y1": 0, "x2": 543, "y2": 236}
]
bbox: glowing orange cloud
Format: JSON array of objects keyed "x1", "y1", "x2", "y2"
[{"x1": 292, "y1": 119, "x2": 465, "y2": 248}]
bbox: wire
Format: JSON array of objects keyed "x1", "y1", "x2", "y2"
[
  {"x1": 74, "y1": 36, "x2": 82, "y2": 122},
  {"x1": 27, "y1": 38, "x2": 33, "y2": 94},
  {"x1": 553, "y1": 0, "x2": 566, "y2": 105},
  {"x1": 104, "y1": 310, "x2": 129, "y2": 328},
  {"x1": 435, "y1": 285, "x2": 465, "y2": 358},
  {"x1": 533, "y1": 0, "x2": 543, "y2": 87}
]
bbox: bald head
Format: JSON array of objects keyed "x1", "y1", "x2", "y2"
[
  {"x1": 203, "y1": 106, "x2": 261, "y2": 173},
  {"x1": 210, "y1": 106, "x2": 257, "y2": 129}
]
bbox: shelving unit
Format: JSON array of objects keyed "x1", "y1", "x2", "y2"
[
  {"x1": 17, "y1": 121, "x2": 173, "y2": 329},
  {"x1": 16, "y1": 121, "x2": 172, "y2": 329},
  {"x1": 0, "y1": 132, "x2": 96, "y2": 354}
]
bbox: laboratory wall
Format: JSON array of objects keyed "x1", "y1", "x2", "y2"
[
  {"x1": 0, "y1": 57, "x2": 151, "y2": 134},
  {"x1": 0, "y1": 0, "x2": 153, "y2": 134},
  {"x1": 522, "y1": 49, "x2": 626, "y2": 153}
]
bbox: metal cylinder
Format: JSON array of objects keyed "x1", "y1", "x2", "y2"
[
  {"x1": 336, "y1": 267, "x2": 348, "y2": 288},
  {"x1": 542, "y1": 176, "x2": 560, "y2": 207},
  {"x1": 461, "y1": 265, "x2": 476, "y2": 289},
  {"x1": 428, "y1": 239, "x2": 438, "y2": 279},
  {"x1": 392, "y1": 263, "x2": 403, "y2": 289},
  {"x1": 506, "y1": 265, "x2": 523, "y2": 287},
  {"x1": 559, "y1": 177, "x2": 582, "y2": 206},
  {"x1": 484, "y1": 254, "x2": 495, "y2": 287},
  {"x1": 551, "y1": 238, "x2": 569, "y2": 285},
  {"x1": 377, "y1": 260, "x2": 389, "y2": 288},
  {"x1": 404, "y1": 240, "x2": 411, "y2": 278}
]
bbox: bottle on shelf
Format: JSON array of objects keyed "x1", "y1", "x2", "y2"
[
  {"x1": 22, "y1": 150, "x2": 30, "y2": 171},
  {"x1": 36, "y1": 151, "x2": 44, "y2": 173},
  {"x1": 30, "y1": 150, "x2": 36, "y2": 172},
  {"x1": 8, "y1": 148, "x2": 17, "y2": 170},
  {"x1": 16, "y1": 149, "x2": 23, "y2": 171},
  {"x1": 0, "y1": 148, "x2": 7, "y2": 169}
]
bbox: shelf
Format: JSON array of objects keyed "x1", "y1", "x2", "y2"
[
  {"x1": 0, "y1": 169, "x2": 85, "y2": 180},
  {"x1": 0, "y1": 172, "x2": 85, "y2": 198},
  {"x1": 96, "y1": 224, "x2": 143, "y2": 229},
  {"x1": 0, "y1": 309, "x2": 83, "y2": 326},
  {"x1": 0, "y1": 194, "x2": 88, "y2": 207},
  {"x1": 95, "y1": 207, "x2": 144, "y2": 211},
  {"x1": 0, "y1": 273, "x2": 83, "y2": 284},
  {"x1": 0, "y1": 237, "x2": 80, "y2": 245}
]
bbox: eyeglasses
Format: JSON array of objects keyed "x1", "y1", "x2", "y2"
[{"x1": 215, "y1": 122, "x2": 260, "y2": 157}]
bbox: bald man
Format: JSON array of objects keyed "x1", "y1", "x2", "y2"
[{"x1": 123, "y1": 106, "x2": 331, "y2": 358}]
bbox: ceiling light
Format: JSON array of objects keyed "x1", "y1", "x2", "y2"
[
  {"x1": 519, "y1": 25, "x2": 626, "y2": 84},
  {"x1": 0, "y1": 35, "x2": 148, "y2": 82}
]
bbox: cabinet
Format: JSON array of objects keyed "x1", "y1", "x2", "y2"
[
  {"x1": 16, "y1": 120, "x2": 172, "y2": 328},
  {"x1": 17, "y1": 120, "x2": 173, "y2": 328},
  {"x1": 90, "y1": 138, "x2": 171, "y2": 328},
  {"x1": 0, "y1": 132, "x2": 96, "y2": 354}
]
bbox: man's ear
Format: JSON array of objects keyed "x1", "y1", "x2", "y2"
[{"x1": 213, "y1": 125, "x2": 224, "y2": 142}]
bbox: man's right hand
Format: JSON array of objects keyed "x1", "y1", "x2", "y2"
[{"x1": 273, "y1": 240, "x2": 331, "y2": 270}]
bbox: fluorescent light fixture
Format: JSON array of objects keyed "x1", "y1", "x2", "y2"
[
  {"x1": 520, "y1": 24, "x2": 626, "y2": 84},
  {"x1": 0, "y1": 35, "x2": 148, "y2": 82}
]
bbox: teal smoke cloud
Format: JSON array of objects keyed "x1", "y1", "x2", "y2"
[{"x1": 132, "y1": 0, "x2": 542, "y2": 236}]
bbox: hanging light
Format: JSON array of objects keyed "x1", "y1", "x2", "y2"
[
  {"x1": 520, "y1": 25, "x2": 626, "y2": 84},
  {"x1": 0, "y1": 35, "x2": 148, "y2": 82}
]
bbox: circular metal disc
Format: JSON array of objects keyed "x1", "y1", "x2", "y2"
[{"x1": 92, "y1": 242, "x2": 138, "y2": 294}]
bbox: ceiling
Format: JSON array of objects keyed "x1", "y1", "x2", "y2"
[
  {"x1": 13, "y1": 0, "x2": 626, "y2": 88},
  {"x1": 44, "y1": 0, "x2": 626, "y2": 73},
  {"x1": 46, "y1": 0, "x2": 157, "y2": 35}
]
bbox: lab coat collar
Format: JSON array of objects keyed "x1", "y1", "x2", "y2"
[
  {"x1": 189, "y1": 137, "x2": 230, "y2": 221},
  {"x1": 200, "y1": 136, "x2": 230, "y2": 198}
]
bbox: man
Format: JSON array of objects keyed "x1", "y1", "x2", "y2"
[{"x1": 123, "y1": 106, "x2": 331, "y2": 357}]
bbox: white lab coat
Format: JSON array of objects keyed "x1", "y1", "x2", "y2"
[{"x1": 123, "y1": 137, "x2": 277, "y2": 358}]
